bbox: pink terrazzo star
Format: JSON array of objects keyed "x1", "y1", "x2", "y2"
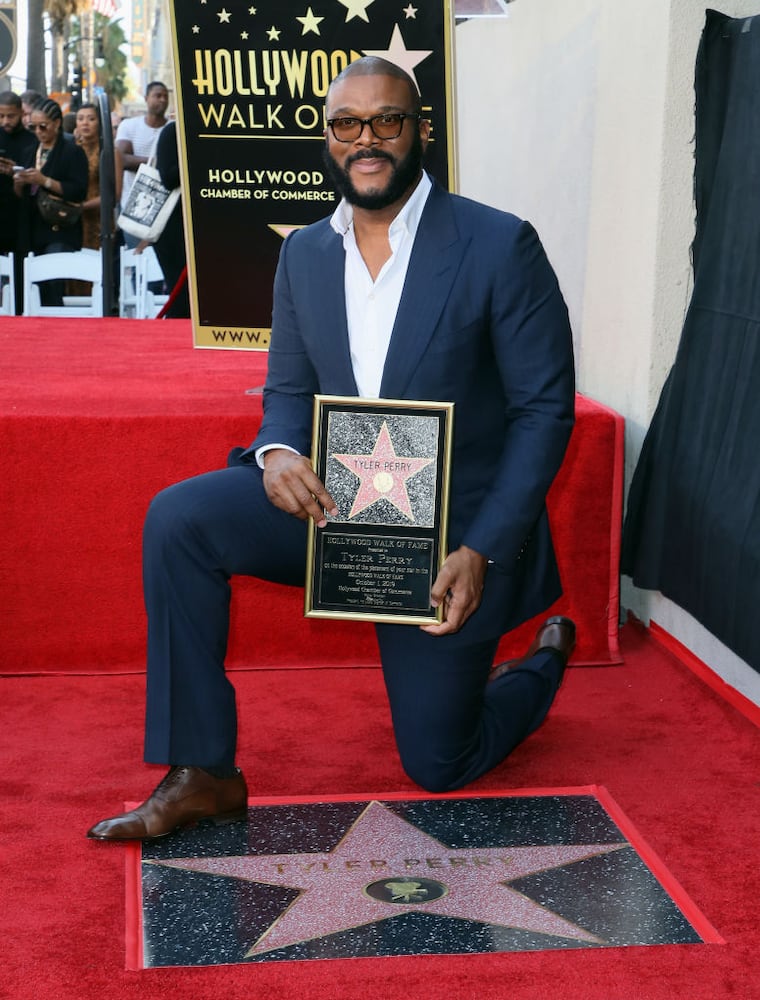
[
  {"x1": 332, "y1": 421, "x2": 434, "y2": 520},
  {"x1": 152, "y1": 800, "x2": 626, "y2": 957}
]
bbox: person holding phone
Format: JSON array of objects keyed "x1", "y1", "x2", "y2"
[
  {"x1": 0, "y1": 91, "x2": 38, "y2": 313},
  {"x1": 13, "y1": 97, "x2": 88, "y2": 306}
]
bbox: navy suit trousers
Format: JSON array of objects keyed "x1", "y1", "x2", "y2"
[{"x1": 142, "y1": 461, "x2": 562, "y2": 792}]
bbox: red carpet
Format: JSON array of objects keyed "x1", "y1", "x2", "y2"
[
  {"x1": 1, "y1": 318, "x2": 623, "y2": 674},
  {"x1": 3, "y1": 321, "x2": 756, "y2": 998},
  {"x1": 1, "y1": 621, "x2": 759, "y2": 998}
]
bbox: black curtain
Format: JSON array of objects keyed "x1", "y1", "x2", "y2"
[{"x1": 622, "y1": 9, "x2": 760, "y2": 672}]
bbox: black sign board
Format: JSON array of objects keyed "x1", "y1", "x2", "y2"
[{"x1": 168, "y1": 0, "x2": 456, "y2": 349}]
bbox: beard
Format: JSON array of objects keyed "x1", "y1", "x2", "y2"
[{"x1": 322, "y1": 129, "x2": 424, "y2": 210}]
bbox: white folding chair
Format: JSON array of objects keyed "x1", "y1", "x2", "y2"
[
  {"x1": 119, "y1": 245, "x2": 168, "y2": 319},
  {"x1": 118, "y1": 245, "x2": 140, "y2": 318},
  {"x1": 22, "y1": 249, "x2": 103, "y2": 317},
  {"x1": 0, "y1": 253, "x2": 15, "y2": 315},
  {"x1": 135, "y1": 245, "x2": 169, "y2": 319}
]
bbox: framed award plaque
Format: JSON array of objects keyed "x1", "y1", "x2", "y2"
[{"x1": 305, "y1": 396, "x2": 454, "y2": 625}]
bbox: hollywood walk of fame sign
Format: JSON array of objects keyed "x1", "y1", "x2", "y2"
[
  {"x1": 304, "y1": 395, "x2": 453, "y2": 623},
  {"x1": 167, "y1": 0, "x2": 456, "y2": 349},
  {"x1": 129, "y1": 789, "x2": 722, "y2": 968}
]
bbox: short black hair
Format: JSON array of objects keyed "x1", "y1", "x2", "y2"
[
  {"x1": 145, "y1": 81, "x2": 168, "y2": 97},
  {"x1": 0, "y1": 92, "x2": 22, "y2": 108},
  {"x1": 328, "y1": 56, "x2": 422, "y2": 114}
]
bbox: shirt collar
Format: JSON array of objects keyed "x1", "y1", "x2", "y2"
[{"x1": 330, "y1": 170, "x2": 433, "y2": 239}]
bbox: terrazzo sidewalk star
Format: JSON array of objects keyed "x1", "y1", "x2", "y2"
[{"x1": 128, "y1": 788, "x2": 721, "y2": 967}]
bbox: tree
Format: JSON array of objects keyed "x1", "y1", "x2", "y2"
[
  {"x1": 26, "y1": 0, "x2": 47, "y2": 93},
  {"x1": 46, "y1": 0, "x2": 90, "y2": 93},
  {"x1": 25, "y1": 0, "x2": 96, "y2": 96},
  {"x1": 96, "y1": 16, "x2": 129, "y2": 105},
  {"x1": 70, "y1": 13, "x2": 129, "y2": 107},
  {"x1": 25, "y1": 2, "x2": 129, "y2": 106}
]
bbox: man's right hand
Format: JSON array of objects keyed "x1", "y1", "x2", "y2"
[{"x1": 262, "y1": 449, "x2": 338, "y2": 527}]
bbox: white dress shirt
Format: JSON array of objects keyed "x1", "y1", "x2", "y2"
[{"x1": 330, "y1": 170, "x2": 432, "y2": 397}]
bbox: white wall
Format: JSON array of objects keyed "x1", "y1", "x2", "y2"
[{"x1": 454, "y1": 0, "x2": 760, "y2": 705}]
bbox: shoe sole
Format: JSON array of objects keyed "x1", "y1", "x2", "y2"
[{"x1": 207, "y1": 806, "x2": 248, "y2": 827}]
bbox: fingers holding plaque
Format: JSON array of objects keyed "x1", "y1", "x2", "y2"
[{"x1": 305, "y1": 396, "x2": 454, "y2": 624}]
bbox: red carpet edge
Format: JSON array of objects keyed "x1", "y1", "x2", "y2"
[{"x1": 648, "y1": 620, "x2": 760, "y2": 729}]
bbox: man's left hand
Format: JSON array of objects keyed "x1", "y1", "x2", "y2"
[{"x1": 421, "y1": 545, "x2": 487, "y2": 636}]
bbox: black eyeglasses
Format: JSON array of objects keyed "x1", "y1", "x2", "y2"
[{"x1": 326, "y1": 112, "x2": 420, "y2": 142}]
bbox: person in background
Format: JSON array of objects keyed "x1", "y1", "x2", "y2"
[
  {"x1": 0, "y1": 91, "x2": 38, "y2": 312},
  {"x1": 152, "y1": 119, "x2": 189, "y2": 318},
  {"x1": 75, "y1": 103, "x2": 103, "y2": 252},
  {"x1": 88, "y1": 57, "x2": 576, "y2": 842},
  {"x1": 62, "y1": 102, "x2": 107, "y2": 301},
  {"x1": 115, "y1": 82, "x2": 168, "y2": 249},
  {"x1": 14, "y1": 98, "x2": 89, "y2": 305},
  {"x1": 20, "y1": 90, "x2": 43, "y2": 131},
  {"x1": 62, "y1": 112, "x2": 77, "y2": 136}
]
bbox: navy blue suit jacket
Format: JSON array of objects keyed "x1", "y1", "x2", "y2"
[{"x1": 250, "y1": 179, "x2": 575, "y2": 643}]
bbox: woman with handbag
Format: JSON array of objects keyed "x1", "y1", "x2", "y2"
[{"x1": 14, "y1": 98, "x2": 89, "y2": 305}]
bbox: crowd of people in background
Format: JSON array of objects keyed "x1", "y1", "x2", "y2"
[{"x1": 0, "y1": 82, "x2": 189, "y2": 317}]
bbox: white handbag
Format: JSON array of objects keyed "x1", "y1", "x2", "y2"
[{"x1": 117, "y1": 159, "x2": 180, "y2": 243}]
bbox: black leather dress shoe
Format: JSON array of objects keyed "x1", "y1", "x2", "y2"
[
  {"x1": 86, "y1": 766, "x2": 248, "y2": 841},
  {"x1": 489, "y1": 615, "x2": 576, "y2": 685}
]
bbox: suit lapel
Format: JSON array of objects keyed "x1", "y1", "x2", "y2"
[
  {"x1": 380, "y1": 184, "x2": 466, "y2": 399},
  {"x1": 310, "y1": 224, "x2": 358, "y2": 395}
]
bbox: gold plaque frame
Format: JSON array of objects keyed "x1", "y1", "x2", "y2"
[{"x1": 305, "y1": 396, "x2": 454, "y2": 625}]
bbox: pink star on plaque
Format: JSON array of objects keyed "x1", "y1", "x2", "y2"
[{"x1": 332, "y1": 421, "x2": 434, "y2": 520}]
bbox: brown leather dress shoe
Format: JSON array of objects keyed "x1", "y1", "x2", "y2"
[
  {"x1": 86, "y1": 766, "x2": 248, "y2": 841},
  {"x1": 489, "y1": 615, "x2": 576, "y2": 684}
]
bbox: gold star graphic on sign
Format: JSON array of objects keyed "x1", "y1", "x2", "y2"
[
  {"x1": 296, "y1": 6, "x2": 324, "y2": 35},
  {"x1": 267, "y1": 25, "x2": 281, "y2": 40},
  {"x1": 338, "y1": 0, "x2": 376, "y2": 22},
  {"x1": 403, "y1": 3, "x2": 418, "y2": 17},
  {"x1": 151, "y1": 801, "x2": 622, "y2": 957},
  {"x1": 363, "y1": 24, "x2": 432, "y2": 94},
  {"x1": 192, "y1": 24, "x2": 200, "y2": 33},
  {"x1": 268, "y1": 224, "x2": 306, "y2": 240},
  {"x1": 332, "y1": 420, "x2": 433, "y2": 520},
  {"x1": 241, "y1": 30, "x2": 249, "y2": 39},
  {"x1": 217, "y1": 8, "x2": 231, "y2": 24},
  {"x1": 249, "y1": 5, "x2": 257, "y2": 13}
]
